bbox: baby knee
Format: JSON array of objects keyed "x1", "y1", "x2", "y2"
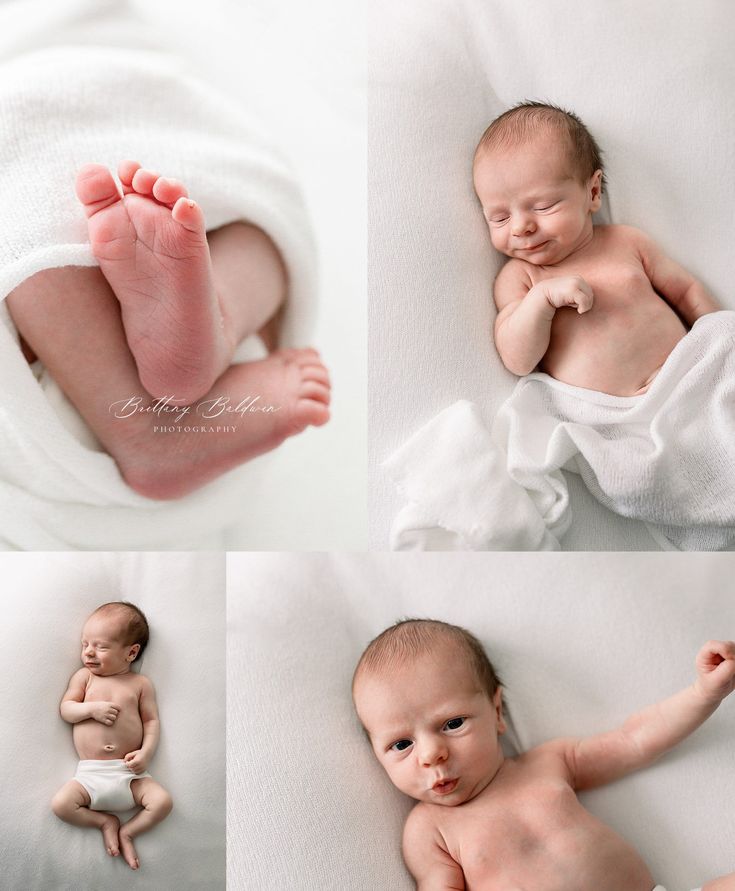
[{"x1": 50, "y1": 790, "x2": 68, "y2": 818}]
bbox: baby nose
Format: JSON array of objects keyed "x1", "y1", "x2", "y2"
[
  {"x1": 417, "y1": 736, "x2": 448, "y2": 766},
  {"x1": 510, "y1": 212, "x2": 536, "y2": 237}
]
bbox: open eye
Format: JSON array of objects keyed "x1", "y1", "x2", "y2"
[
  {"x1": 443, "y1": 717, "x2": 465, "y2": 732},
  {"x1": 390, "y1": 739, "x2": 413, "y2": 752}
]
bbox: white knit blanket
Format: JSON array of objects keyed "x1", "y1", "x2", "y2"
[
  {"x1": 387, "y1": 311, "x2": 735, "y2": 551},
  {"x1": 0, "y1": 1, "x2": 316, "y2": 549}
]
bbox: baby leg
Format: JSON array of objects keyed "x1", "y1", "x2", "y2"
[
  {"x1": 701, "y1": 875, "x2": 735, "y2": 891},
  {"x1": 76, "y1": 161, "x2": 288, "y2": 405},
  {"x1": 7, "y1": 267, "x2": 329, "y2": 499},
  {"x1": 117, "y1": 778, "x2": 173, "y2": 870},
  {"x1": 51, "y1": 780, "x2": 121, "y2": 858}
]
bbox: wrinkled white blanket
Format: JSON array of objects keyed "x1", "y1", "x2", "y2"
[
  {"x1": 0, "y1": 0, "x2": 316, "y2": 549},
  {"x1": 387, "y1": 311, "x2": 735, "y2": 551}
]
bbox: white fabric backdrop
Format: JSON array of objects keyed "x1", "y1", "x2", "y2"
[
  {"x1": 0, "y1": 552, "x2": 225, "y2": 890},
  {"x1": 228, "y1": 552, "x2": 735, "y2": 890},
  {"x1": 369, "y1": 0, "x2": 735, "y2": 549}
]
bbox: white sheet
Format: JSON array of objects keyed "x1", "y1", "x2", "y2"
[
  {"x1": 369, "y1": 0, "x2": 735, "y2": 550},
  {"x1": 228, "y1": 552, "x2": 735, "y2": 890},
  {"x1": 387, "y1": 312, "x2": 735, "y2": 551},
  {"x1": 0, "y1": 551, "x2": 225, "y2": 890},
  {"x1": 0, "y1": 0, "x2": 319, "y2": 550}
]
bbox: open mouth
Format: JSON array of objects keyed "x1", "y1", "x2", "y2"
[{"x1": 432, "y1": 778, "x2": 458, "y2": 795}]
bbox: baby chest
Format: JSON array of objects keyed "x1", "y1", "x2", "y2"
[{"x1": 84, "y1": 679, "x2": 139, "y2": 708}]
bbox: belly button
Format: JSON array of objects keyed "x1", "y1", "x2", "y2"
[{"x1": 103, "y1": 744, "x2": 116, "y2": 752}]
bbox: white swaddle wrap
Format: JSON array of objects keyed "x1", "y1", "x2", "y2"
[
  {"x1": 387, "y1": 311, "x2": 735, "y2": 551},
  {"x1": 0, "y1": 0, "x2": 316, "y2": 549}
]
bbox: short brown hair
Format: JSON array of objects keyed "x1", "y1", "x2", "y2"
[
  {"x1": 353, "y1": 619, "x2": 501, "y2": 700},
  {"x1": 475, "y1": 100, "x2": 605, "y2": 187},
  {"x1": 92, "y1": 601, "x2": 150, "y2": 661}
]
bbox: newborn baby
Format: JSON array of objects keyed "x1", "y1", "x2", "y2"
[
  {"x1": 353, "y1": 619, "x2": 735, "y2": 891},
  {"x1": 51, "y1": 602, "x2": 172, "y2": 871},
  {"x1": 472, "y1": 102, "x2": 721, "y2": 396}
]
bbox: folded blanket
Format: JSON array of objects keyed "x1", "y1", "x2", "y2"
[
  {"x1": 0, "y1": 0, "x2": 316, "y2": 549},
  {"x1": 387, "y1": 311, "x2": 735, "y2": 551}
]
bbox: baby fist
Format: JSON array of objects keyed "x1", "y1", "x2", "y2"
[
  {"x1": 92, "y1": 701, "x2": 120, "y2": 725},
  {"x1": 694, "y1": 640, "x2": 735, "y2": 704},
  {"x1": 542, "y1": 275, "x2": 594, "y2": 314},
  {"x1": 123, "y1": 750, "x2": 148, "y2": 774}
]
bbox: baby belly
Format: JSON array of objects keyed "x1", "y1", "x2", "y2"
[
  {"x1": 73, "y1": 714, "x2": 144, "y2": 760},
  {"x1": 462, "y1": 820, "x2": 654, "y2": 891},
  {"x1": 542, "y1": 300, "x2": 687, "y2": 396}
]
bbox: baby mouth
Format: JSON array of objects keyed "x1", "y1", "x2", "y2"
[{"x1": 432, "y1": 778, "x2": 458, "y2": 795}]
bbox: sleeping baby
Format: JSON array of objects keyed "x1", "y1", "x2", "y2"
[
  {"x1": 386, "y1": 101, "x2": 735, "y2": 550},
  {"x1": 51, "y1": 602, "x2": 172, "y2": 871},
  {"x1": 353, "y1": 619, "x2": 735, "y2": 891},
  {"x1": 472, "y1": 101, "x2": 721, "y2": 396}
]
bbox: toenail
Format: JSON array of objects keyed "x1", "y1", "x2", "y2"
[{"x1": 187, "y1": 200, "x2": 195, "y2": 208}]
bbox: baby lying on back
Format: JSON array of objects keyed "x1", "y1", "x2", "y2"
[
  {"x1": 472, "y1": 102, "x2": 720, "y2": 396},
  {"x1": 353, "y1": 619, "x2": 735, "y2": 891}
]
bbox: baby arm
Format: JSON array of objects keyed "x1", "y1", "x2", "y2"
[
  {"x1": 561, "y1": 640, "x2": 735, "y2": 790},
  {"x1": 636, "y1": 228, "x2": 721, "y2": 324},
  {"x1": 402, "y1": 806, "x2": 465, "y2": 891},
  {"x1": 493, "y1": 261, "x2": 594, "y2": 375},
  {"x1": 123, "y1": 677, "x2": 160, "y2": 774},
  {"x1": 59, "y1": 668, "x2": 120, "y2": 725}
]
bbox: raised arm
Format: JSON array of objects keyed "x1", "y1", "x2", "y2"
[
  {"x1": 493, "y1": 260, "x2": 594, "y2": 375},
  {"x1": 560, "y1": 641, "x2": 735, "y2": 791},
  {"x1": 402, "y1": 806, "x2": 465, "y2": 891},
  {"x1": 123, "y1": 676, "x2": 160, "y2": 774},
  {"x1": 636, "y1": 228, "x2": 721, "y2": 325}
]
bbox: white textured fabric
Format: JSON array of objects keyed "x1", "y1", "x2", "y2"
[
  {"x1": 387, "y1": 312, "x2": 735, "y2": 551},
  {"x1": 369, "y1": 0, "x2": 735, "y2": 550},
  {"x1": 228, "y1": 552, "x2": 735, "y2": 890},
  {"x1": 0, "y1": 551, "x2": 225, "y2": 890},
  {"x1": 0, "y1": 0, "x2": 316, "y2": 550}
]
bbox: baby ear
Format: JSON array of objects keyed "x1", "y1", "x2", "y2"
[
  {"x1": 493, "y1": 687, "x2": 507, "y2": 734},
  {"x1": 128, "y1": 643, "x2": 141, "y2": 662},
  {"x1": 589, "y1": 169, "x2": 603, "y2": 211}
]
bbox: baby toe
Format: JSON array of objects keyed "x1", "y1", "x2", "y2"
[
  {"x1": 300, "y1": 380, "x2": 331, "y2": 404},
  {"x1": 75, "y1": 164, "x2": 121, "y2": 215},
  {"x1": 295, "y1": 398, "x2": 330, "y2": 429},
  {"x1": 131, "y1": 167, "x2": 160, "y2": 195},
  {"x1": 301, "y1": 364, "x2": 331, "y2": 387},
  {"x1": 118, "y1": 160, "x2": 142, "y2": 193},
  {"x1": 171, "y1": 195, "x2": 206, "y2": 233},
  {"x1": 152, "y1": 176, "x2": 189, "y2": 206}
]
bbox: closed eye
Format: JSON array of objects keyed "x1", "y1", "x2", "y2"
[
  {"x1": 443, "y1": 717, "x2": 465, "y2": 732},
  {"x1": 534, "y1": 202, "x2": 559, "y2": 212}
]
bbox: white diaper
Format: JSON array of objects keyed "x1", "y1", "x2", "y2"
[
  {"x1": 653, "y1": 885, "x2": 701, "y2": 891},
  {"x1": 74, "y1": 759, "x2": 151, "y2": 812}
]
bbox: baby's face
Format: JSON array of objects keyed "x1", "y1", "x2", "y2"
[
  {"x1": 473, "y1": 136, "x2": 602, "y2": 266},
  {"x1": 80, "y1": 613, "x2": 138, "y2": 676},
  {"x1": 354, "y1": 649, "x2": 506, "y2": 807}
]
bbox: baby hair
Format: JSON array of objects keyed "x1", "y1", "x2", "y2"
[
  {"x1": 92, "y1": 601, "x2": 150, "y2": 661},
  {"x1": 475, "y1": 100, "x2": 605, "y2": 188},
  {"x1": 353, "y1": 618, "x2": 501, "y2": 700}
]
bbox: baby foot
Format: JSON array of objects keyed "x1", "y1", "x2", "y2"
[
  {"x1": 99, "y1": 814, "x2": 121, "y2": 857},
  {"x1": 118, "y1": 829, "x2": 139, "y2": 870},
  {"x1": 129, "y1": 347, "x2": 331, "y2": 499},
  {"x1": 75, "y1": 161, "x2": 228, "y2": 405}
]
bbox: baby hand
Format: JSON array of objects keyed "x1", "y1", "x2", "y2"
[
  {"x1": 91, "y1": 701, "x2": 120, "y2": 725},
  {"x1": 542, "y1": 275, "x2": 594, "y2": 314},
  {"x1": 694, "y1": 640, "x2": 735, "y2": 704},
  {"x1": 123, "y1": 750, "x2": 148, "y2": 774}
]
